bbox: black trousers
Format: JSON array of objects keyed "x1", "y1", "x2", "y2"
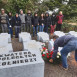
[
  {"x1": 26, "y1": 22, "x2": 31, "y2": 33},
  {"x1": 56, "y1": 23, "x2": 62, "y2": 31}
]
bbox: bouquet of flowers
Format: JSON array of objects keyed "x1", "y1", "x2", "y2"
[
  {"x1": 41, "y1": 47, "x2": 53, "y2": 61},
  {"x1": 40, "y1": 45, "x2": 61, "y2": 64}
]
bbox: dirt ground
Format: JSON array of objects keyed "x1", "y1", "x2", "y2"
[{"x1": 12, "y1": 35, "x2": 77, "y2": 77}]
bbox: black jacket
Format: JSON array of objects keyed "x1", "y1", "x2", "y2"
[
  {"x1": 51, "y1": 15, "x2": 56, "y2": 25},
  {"x1": 44, "y1": 16, "x2": 51, "y2": 26},
  {"x1": 25, "y1": 14, "x2": 33, "y2": 23},
  {"x1": 8, "y1": 16, "x2": 13, "y2": 27},
  {"x1": 32, "y1": 16, "x2": 39, "y2": 26},
  {"x1": 13, "y1": 16, "x2": 21, "y2": 26},
  {"x1": 39, "y1": 17, "x2": 45, "y2": 25}
]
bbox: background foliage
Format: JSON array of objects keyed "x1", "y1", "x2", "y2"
[
  {"x1": 0, "y1": 0, "x2": 77, "y2": 18},
  {"x1": 0, "y1": 0, "x2": 77, "y2": 33}
]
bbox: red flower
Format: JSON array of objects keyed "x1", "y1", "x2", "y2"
[
  {"x1": 43, "y1": 47, "x2": 46, "y2": 50},
  {"x1": 50, "y1": 55, "x2": 52, "y2": 58},
  {"x1": 50, "y1": 51, "x2": 53, "y2": 55},
  {"x1": 46, "y1": 53, "x2": 49, "y2": 55},
  {"x1": 42, "y1": 54, "x2": 45, "y2": 57},
  {"x1": 47, "y1": 56, "x2": 50, "y2": 58}
]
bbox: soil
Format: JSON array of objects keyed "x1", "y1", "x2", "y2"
[{"x1": 11, "y1": 34, "x2": 77, "y2": 77}]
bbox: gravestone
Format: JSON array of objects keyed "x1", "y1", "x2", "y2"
[
  {"x1": 0, "y1": 33, "x2": 11, "y2": 43},
  {"x1": 0, "y1": 33, "x2": 13, "y2": 54},
  {"x1": 0, "y1": 38, "x2": 8, "y2": 46},
  {"x1": 73, "y1": 34, "x2": 77, "y2": 37},
  {"x1": 54, "y1": 31, "x2": 65, "y2": 37},
  {"x1": 68, "y1": 31, "x2": 77, "y2": 37},
  {"x1": 68, "y1": 31, "x2": 76, "y2": 35},
  {"x1": 19, "y1": 32, "x2": 31, "y2": 42},
  {"x1": 37, "y1": 32, "x2": 49, "y2": 42},
  {"x1": 23, "y1": 40, "x2": 42, "y2": 54},
  {"x1": 37, "y1": 32, "x2": 44, "y2": 41},
  {"x1": 0, "y1": 43, "x2": 13, "y2": 54},
  {"x1": 48, "y1": 39, "x2": 54, "y2": 52},
  {"x1": 0, "y1": 51, "x2": 44, "y2": 77}
]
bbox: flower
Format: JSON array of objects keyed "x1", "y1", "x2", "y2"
[
  {"x1": 43, "y1": 52, "x2": 46, "y2": 54},
  {"x1": 46, "y1": 53, "x2": 49, "y2": 55},
  {"x1": 57, "y1": 52, "x2": 61, "y2": 56},
  {"x1": 47, "y1": 56, "x2": 50, "y2": 58},
  {"x1": 57, "y1": 56, "x2": 60, "y2": 58},
  {"x1": 50, "y1": 51, "x2": 53, "y2": 55},
  {"x1": 43, "y1": 47, "x2": 46, "y2": 51},
  {"x1": 43, "y1": 47, "x2": 46, "y2": 50},
  {"x1": 42, "y1": 54, "x2": 45, "y2": 57},
  {"x1": 45, "y1": 51, "x2": 48, "y2": 53},
  {"x1": 45, "y1": 49, "x2": 48, "y2": 53},
  {"x1": 45, "y1": 49, "x2": 48, "y2": 51}
]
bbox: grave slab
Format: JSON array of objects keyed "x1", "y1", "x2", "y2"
[{"x1": 0, "y1": 51, "x2": 44, "y2": 77}]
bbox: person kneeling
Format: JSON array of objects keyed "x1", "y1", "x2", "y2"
[{"x1": 49, "y1": 35, "x2": 77, "y2": 70}]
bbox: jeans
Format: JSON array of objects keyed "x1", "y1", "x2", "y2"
[
  {"x1": 15, "y1": 26, "x2": 21, "y2": 38},
  {"x1": 39, "y1": 25, "x2": 44, "y2": 32},
  {"x1": 1, "y1": 24, "x2": 8, "y2": 33},
  {"x1": 21, "y1": 24, "x2": 26, "y2": 32},
  {"x1": 33, "y1": 26, "x2": 38, "y2": 37},
  {"x1": 44, "y1": 25, "x2": 48, "y2": 33},
  {"x1": 61, "y1": 40, "x2": 77, "y2": 68}
]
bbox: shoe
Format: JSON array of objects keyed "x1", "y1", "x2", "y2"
[
  {"x1": 63, "y1": 67, "x2": 68, "y2": 70},
  {"x1": 59, "y1": 64, "x2": 68, "y2": 71}
]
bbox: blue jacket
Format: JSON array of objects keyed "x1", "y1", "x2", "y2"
[{"x1": 52, "y1": 35, "x2": 77, "y2": 59}]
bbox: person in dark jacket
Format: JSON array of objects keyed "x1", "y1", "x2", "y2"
[
  {"x1": 0, "y1": 8, "x2": 9, "y2": 33},
  {"x1": 39, "y1": 13, "x2": 45, "y2": 32},
  {"x1": 56, "y1": 11, "x2": 64, "y2": 31},
  {"x1": 50, "y1": 13, "x2": 56, "y2": 35},
  {"x1": 13, "y1": 13, "x2": 21, "y2": 38},
  {"x1": 49, "y1": 35, "x2": 77, "y2": 70},
  {"x1": 25, "y1": 10, "x2": 32, "y2": 33},
  {"x1": 32, "y1": 13, "x2": 39, "y2": 37},
  {"x1": 8, "y1": 12, "x2": 13, "y2": 37},
  {"x1": 44, "y1": 12, "x2": 51, "y2": 33}
]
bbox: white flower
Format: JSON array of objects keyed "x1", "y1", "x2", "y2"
[
  {"x1": 57, "y1": 56, "x2": 59, "y2": 58},
  {"x1": 9, "y1": 25, "x2": 12, "y2": 27},
  {"x1": 57, "y1": 52, "x2": 61, "y2": 56},
  {"x1": 45, "y1": 49, "x2": 48, "y2": 53},
  {"x1": 43, "y1": 52, "x2": 46, "y2": 54}
]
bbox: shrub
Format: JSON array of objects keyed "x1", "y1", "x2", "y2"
[{"x1": 61, "y1": 22, "x2": 77, "y2": 32}]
